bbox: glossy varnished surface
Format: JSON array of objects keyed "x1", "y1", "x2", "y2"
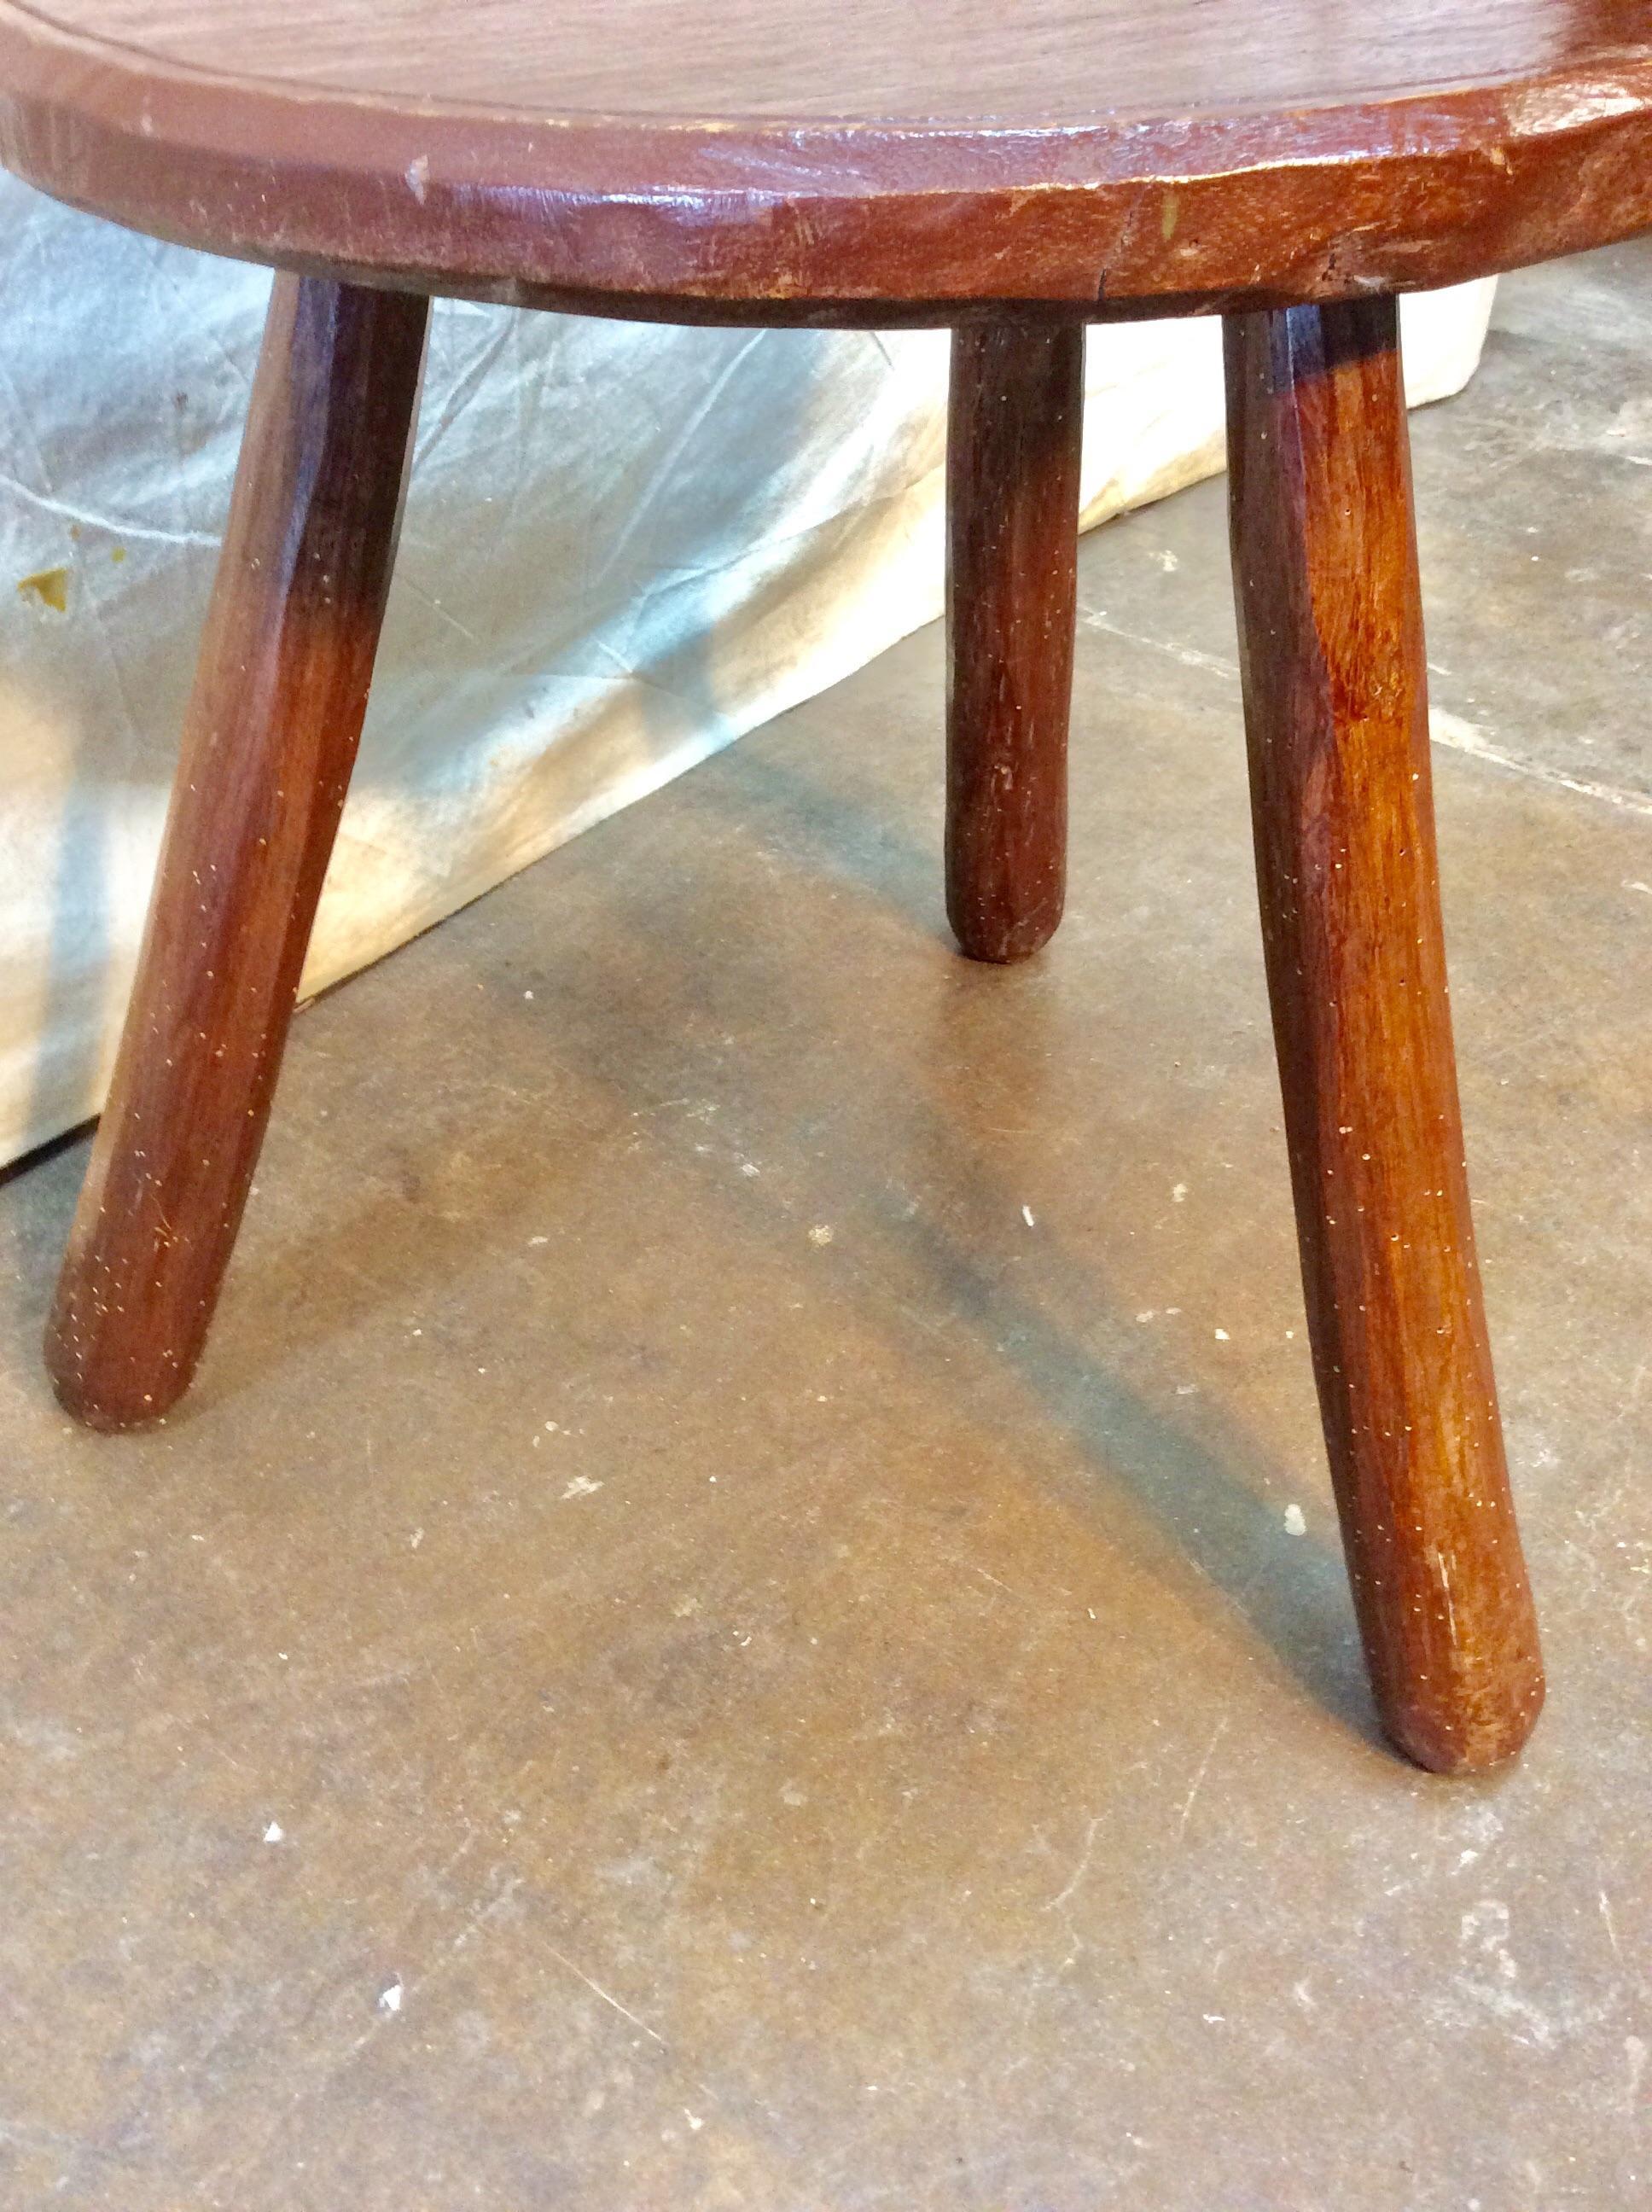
[
  {"x1": 945, "y1": 324, "x2": 1082, "y2": 964},
  {"x1": 19, "y1": 0, "x2": 1649, "y2": 118},
  {"x1": 1225, "y1": 299, "x2": 1544, "y2": 1772},
  {"x1": 47, "y1": 277, "x2": 428, "y2": 1429},
  {"x1": 1, "y1": 3, "x2": 1649, "y2": 317}
]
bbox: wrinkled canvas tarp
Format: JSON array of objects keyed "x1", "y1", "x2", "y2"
[{"x1": 0, "y1": 175, "x2": 1496, "y2": 1166}]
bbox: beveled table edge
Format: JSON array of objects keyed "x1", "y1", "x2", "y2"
[{"x1": 3, "y1": 3, "x2": 1651, "y2": 323}]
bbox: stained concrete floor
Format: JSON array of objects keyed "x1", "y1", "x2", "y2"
[{"x1": 3, "y1": 246, "x2": 1649, "y2": 2211}]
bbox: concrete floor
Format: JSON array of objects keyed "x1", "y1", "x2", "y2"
[{"x1": 2, "y1": 247, "x2": 1649, "y2": 2211}]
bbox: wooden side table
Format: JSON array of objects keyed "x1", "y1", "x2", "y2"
[{"x1": 3, "y1": 3, "x2": 1649, "y2": 1773}]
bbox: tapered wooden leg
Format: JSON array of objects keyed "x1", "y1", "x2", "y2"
[
  {"x1": 1224, "y1": 298, "x2": 1543, "y2": 1773},
  {"x1": 945, "y1": 322, "x2": 1083, "y2": 963},
  {"x1": 47, "y1": 276, "x2": 428, "y2": 1429}
]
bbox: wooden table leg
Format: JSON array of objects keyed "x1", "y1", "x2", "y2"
[
  {"x1": 47, "y1": 275, "x2": 428, "y2": 1429},
  {"x1": 1224, "y1": 297, "x2": 1544, "y2": 1773},
  {"x1": 945, "y1": 322, "x2": 1084, "y2": 963}
]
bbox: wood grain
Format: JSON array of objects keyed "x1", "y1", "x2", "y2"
[
  {"x1": 1224, "y1": 296, "x2": 1544, "y2": 1773},
  {"x1": 945, "y1": 323, "x2": 1082, "y2": 963},
  {"x1": 46, "y1": 276, "x2": 428, "y2": 1430},
  {"x1": 0, "y1": 3, "x2": 1649, "y2": 321},
  {"x1": 18, "y1": 0, "x2": 1635, "y2": 114}
]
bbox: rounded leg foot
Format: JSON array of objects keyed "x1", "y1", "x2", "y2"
[
  {"x1": 49, "y1": 276, "x2": 428, "y2": 1429},
  {"x1": 1224, "y1": 297, "x2": 1544, "y2": 1773},
  {"x1": 945, "y1": 322, "x2": 1084, "y2": 964}
]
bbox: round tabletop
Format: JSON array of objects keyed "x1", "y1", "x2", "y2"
[{"x1": 2, "y1": 1, "x2": 1650, "y2": 323}]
